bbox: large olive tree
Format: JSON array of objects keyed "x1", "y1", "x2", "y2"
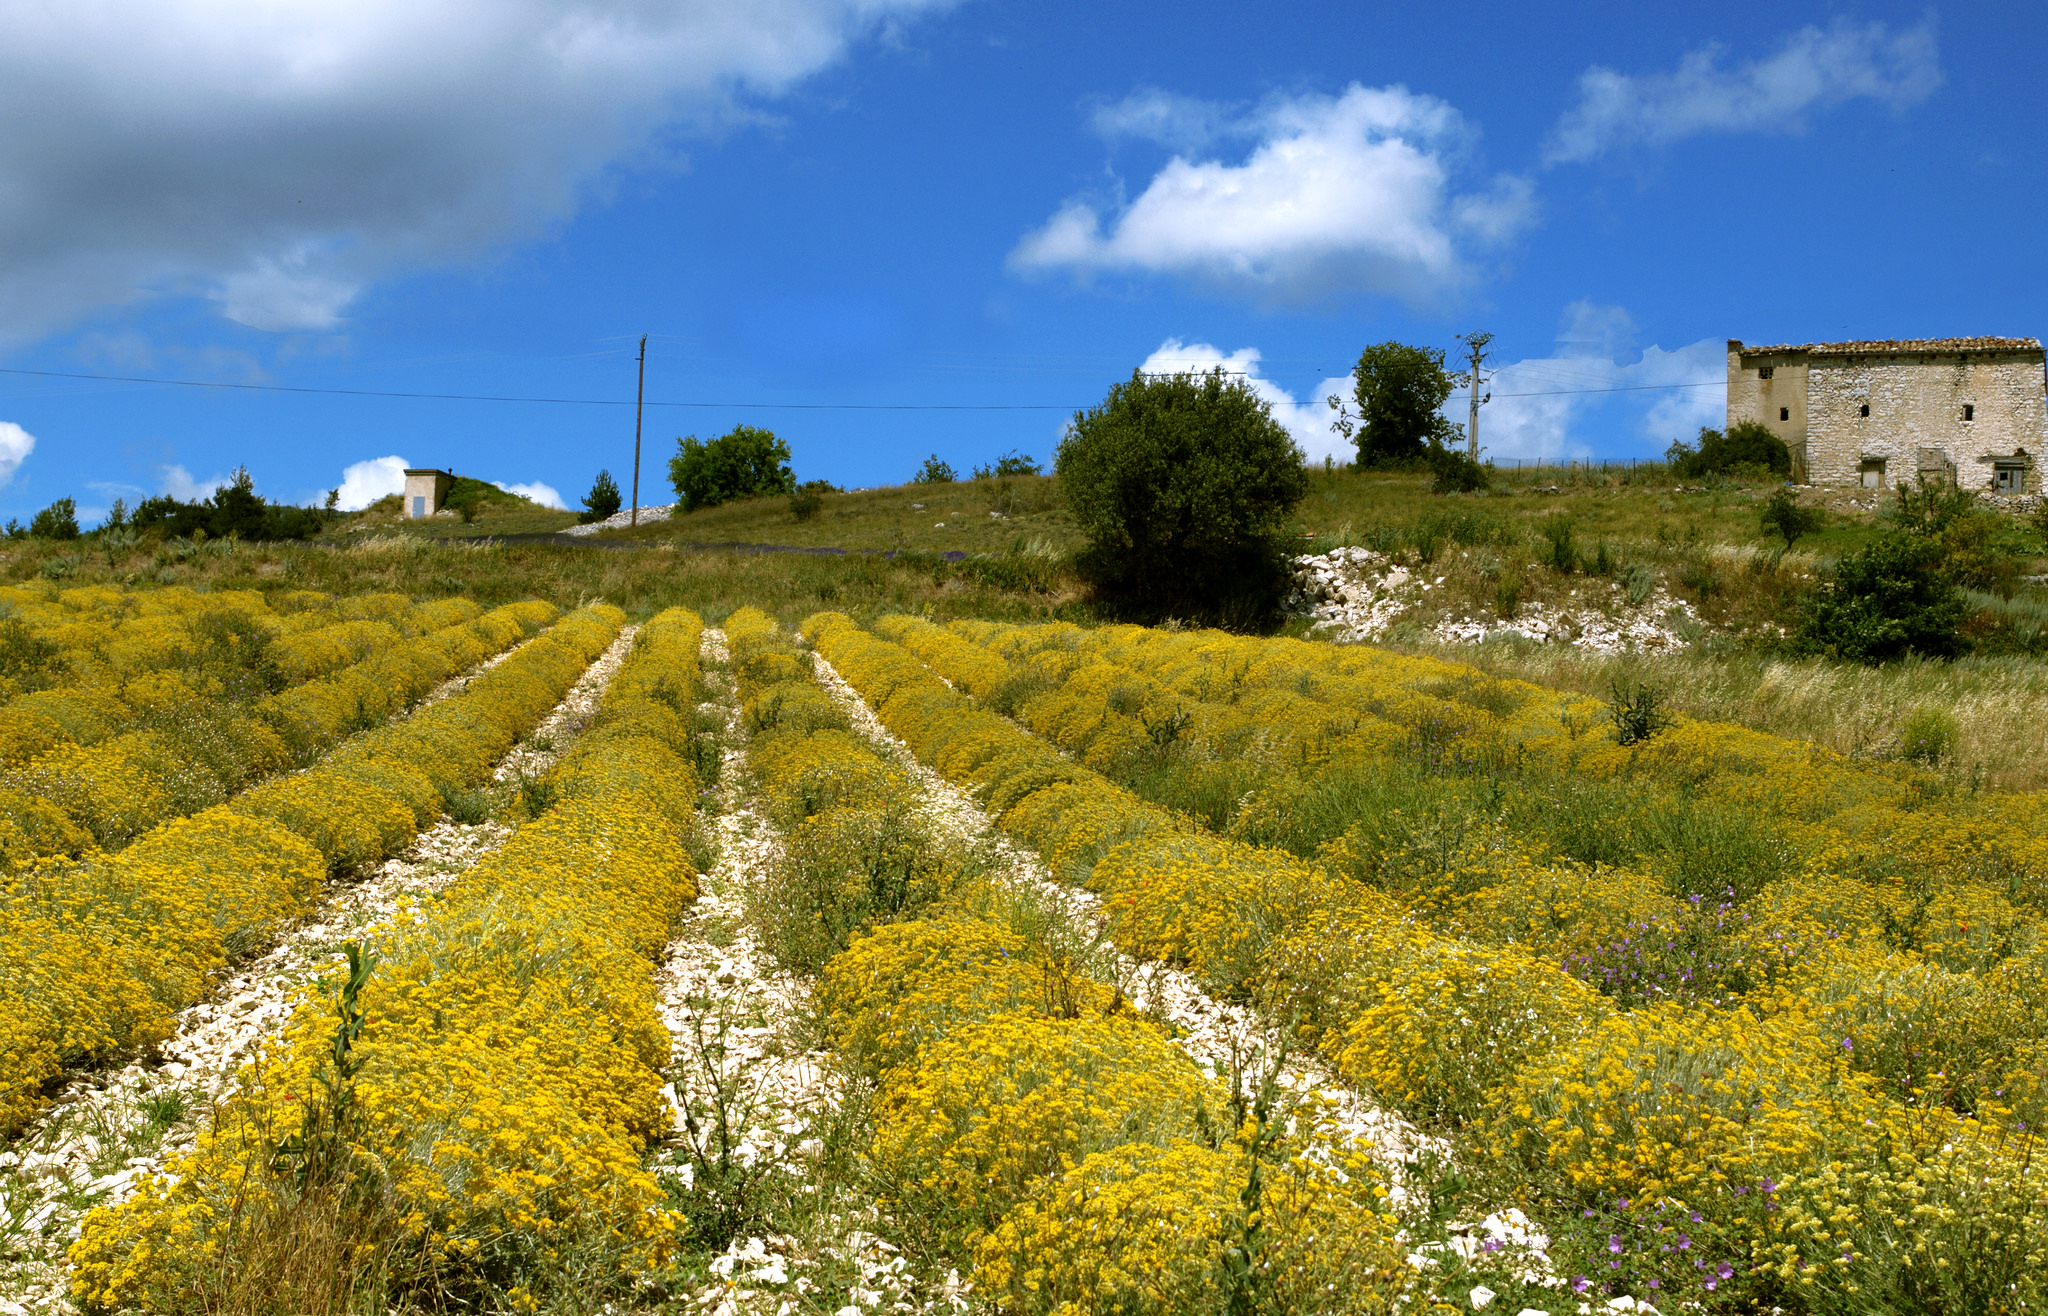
[{"x1": 1056, "y1": 367, "x2": 1307, "y2": 629}]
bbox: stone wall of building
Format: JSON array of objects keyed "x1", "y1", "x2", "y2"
[
  {"x1": 1725, "y1": 342, "x2": 1810, "y2": 471},
  {"x1": 1804, "y1": 353, "x2": 2045, "y2": 491}
]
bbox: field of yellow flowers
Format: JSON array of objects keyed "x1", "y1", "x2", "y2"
[
  {"x1": 807, "y1": 611, "x2": 2048, "y2": 1315},
  {"x1": 10, "y1": 574, "x2": 2046, "y2": 1315}
]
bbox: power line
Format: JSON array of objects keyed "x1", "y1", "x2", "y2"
[{"x1": 0, "y1": 363, "x2": 1728, "y2": 409}]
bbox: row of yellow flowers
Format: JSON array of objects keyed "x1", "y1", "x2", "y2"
[
  {"x1": 797, "y1": 613, "x2": 1411, "y2": 1313},
  {"x1": 0, "y1": 599, "x2": 553, "y2": 865},
  {"x1": 0, "y1": 602, "x2": 605, "y2": 1140},
  {"x1": 68, "y1": 607, "x2": 711, "y2": 1314},
  {"x1": 815, "y1": 613, "x2": 2048, "y2": 1312}
]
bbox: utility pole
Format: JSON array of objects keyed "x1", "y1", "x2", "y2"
[
  {"x1": 630, "y1": 335, "x2": 646, "y2": 527},
  {"x1": 1460, "y1": 332, "x2": 1494, "y2": 460}
]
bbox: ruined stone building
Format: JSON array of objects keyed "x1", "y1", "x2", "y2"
[{"x1": 1725, "y1": 338, "x2": 2046, "y2": 492}]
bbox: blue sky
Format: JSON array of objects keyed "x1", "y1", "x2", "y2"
[{"x1": 0, "y1": 1, "x2": 2038, "y2": 522}]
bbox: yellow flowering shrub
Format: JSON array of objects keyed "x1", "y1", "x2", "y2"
[
  {"x1": 70, "y1": 609, "x2": 706, "y2": 1312},
  {"x1": 869, "y1": 1011, "x2": 1217, "y2": 1242},
  {"x1": 1338, "y1": 939, "x2": 1609, "y2": 1125},
  {"x1": 817, "y1": 917, "x2": 1044, "y2": 1080},
  {"x1": 1493, "y1": 1002, "x2": 1873, "y2": 1204}
]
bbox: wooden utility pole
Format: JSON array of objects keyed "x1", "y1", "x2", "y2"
[
  {"x1": 630, "y1": 335, "x2": 646, "y2": 527},
  {"x1": 1461, "y1": 332, "x2": 1494, "y2": 459}
]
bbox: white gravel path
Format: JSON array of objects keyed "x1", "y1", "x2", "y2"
[
  {"x1": 660, "y1": 631, "x2": 968, "y2": 1316},
  {"x1": 0, "y1": 625, "x2": 640, "y2": 1316}
]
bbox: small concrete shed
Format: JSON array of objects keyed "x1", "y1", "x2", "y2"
[{"x1": 403, "y1": 468, "x2": 455, "y2": 519}]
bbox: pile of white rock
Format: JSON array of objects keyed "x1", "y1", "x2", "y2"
[
  {"x1": 561, "y1": 502, "x2": 676, "y2": 535},
  {"x1": 1290, "y1": 547, "x2": 1701, "y2": 654}
]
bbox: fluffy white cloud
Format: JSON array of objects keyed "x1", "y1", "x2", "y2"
[
  {"x1": 0, "y1": 0, "x2": 949, "y2": 343},
  {"x1": 336, "y1": 455, "x2": 409, "y2": 511},
  {"x1": 1013, "y1": 85, "x2": 1533, "y2": 304},
  {"x1": 494, "y1": 480, "x2": 567, "y2": 510},
  {"x1": 0, "y1": 423, "x2": 35, "y2": 489},
  {"x1": 160, "y1": 464, "x2": 230, "y2": 502},
  {"x1": 1136, "y1": 339, "x2": 1354, "y2": 464},
  {"x1": 1458, "y1": 302, "x2": 1725, "y2": 462},
  {"x1": 1546, "y1": 19, "x2": 1941, "y2": 163}
]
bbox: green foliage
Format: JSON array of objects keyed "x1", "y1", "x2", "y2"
[
  {"x1": 1608, "y1": 678, "x2": 1673, "y2": 746},
  {"x1": 668, "y1": 424, "x2": 796, "y2": 512},
  {"x1": 912, "y1": 455, "x2": 957, "y2": 484},
  {"x1": 789, "y1": 479, "x2": 836, "y2": 522},
  {"x1": 1537, "y1": 516, "x2": 1578, "y2": 574},
  {"x1": 1795, "y1": 532, "x2": 1967, "y2": 663},
  {"x1": 1759, "y1": 487, "x2": 1824, "y2": 550},
  {"x1": 27, "y1": 497, "x2": 80, "y2": 540},
  {"x1": 1347, "y1": 342, "x2": 1458, "y2": 468},
  {"x1": 1424, "y1": 444, "x2": 1489, "y2": 493},
  {"x1": 129, "y1": 468, "x2": 335, "y2": 542},
  {"x1": 1665, "y1": 421, "x2": 1791, "y2": 479},
  {"x1": 973, "y1": 450, "x2": 1041, "y2": 479},
  {"x1": 578, "y1": 469, "x2": 622, "y2": 525},
  {"x1": 1056, "y1": 367, "x2": 1308, "y2": 628},
  {"x1": 1899, "y1": 705, "x2": 1959, "y2": 763}
]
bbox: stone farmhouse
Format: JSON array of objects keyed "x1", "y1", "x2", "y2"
[{"x1": 1725, "y1": 337, "x2": 2046, "y2": 493}]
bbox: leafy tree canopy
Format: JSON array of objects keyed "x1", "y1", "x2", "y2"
[
  {"x1": 1667, "y1": 421, "x2": 1791, "y2": 479},
  {"x1": 911, "y1": 455, "x2": 957, "y2": 484},
  {"x1": 580, "y1": 469, "x2": 623, "y2": 524},
  {"x1": 127, "y1": 468, "x2": 332, "y2": 541},
  {"x1": 668, "y1": 425, "x2": 795, "y2": 512},
  {"x1": 1056, "y1": 367, "x2": 1307, "y2": 628},
  {"x1": 1348, "y1": 341, "x2": 1459, "y2": 468}
]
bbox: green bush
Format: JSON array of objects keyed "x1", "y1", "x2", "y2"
[
  {"x1": 667, "y1": 424, "x2": 795, "y2": 512},
  {"x1": 788, "y1": 479, "x2": 835, "y2": 522},
  {"x1": 1899, "y1": 704, "x2": 1959, "y2": 763},
  {"x1": 1794, "y1": 533, "x2": 1967, "y2": 663},
  {"x1": 1666, "y1": 421, "x2": 1790, "y2": 479},
  {"x1": 1056, "y1": 367, "x2": 1307, "y2": 628},
  {"x1": 912, "y1": 455, "x2": 956, "y2": 484},
  {"x1": 27, "y1": 497, "x2": 79, "y2": 540},
  {"x1": 972, "y1": 450, "x2": 1041, "y2": 479},
  {"x1": 1759, "y1": 487, "x2": 1823, "y2": 550},
  {"x1": 578, "y1": 469, "x2": 622, "y2": 524},
  {"x1": 1425, "y1": 444, "x2": 1489, "y2": 493}
]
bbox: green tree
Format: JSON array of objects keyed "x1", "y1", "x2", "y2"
[
  {"x1": 579, "y1": 469, "x2": 623, "y2": 524},
  {"x1": 1347, "y1": 341, "x2": 1458, "y2": 467},
  {"x1": 668, "y1": 425, "x2": 795, "y2": 512},
  {"x1": 1793, "y1": 532, "x2": 1967, "y2": 663},
  {"x1": 911, "y1": 455, "x2": 956, "y2": 484},
  {"x1": 972, "y1": 450, "x2": 1041, "y2": 479},
  {"x1": 1056, "y1": 367, "x2": 1307, "y2": 628},
  {"x1": 27, "y1": 497, "x2": 79, "y2": 540},
  {"x1": 1759, "y1": 488, "x2": 1824, "y2": 551},
  {"x1": 1667, "y1": 421, "x2": 1791, "y2": 479},
  {"x1": 208, "y1": 467, "x2": 266, "y2": 539}
]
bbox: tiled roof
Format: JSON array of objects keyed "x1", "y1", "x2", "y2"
[{"x1": 1736, "y1": 337, "x2": 2042, "y2": 356}]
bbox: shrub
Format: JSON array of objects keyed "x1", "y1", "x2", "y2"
[
  {"x1": 1537, "y1": 515, "x2": 1578, "y2": 573},
  {"x1": 1056, "y1": 367, "x2": 1308, "y2": 627},
  {"x1": 1425, "y1": 443, "x2": 1489, "y2": 493},
  {"x1": 911, "y1": 454, "x2": 956, "y2": 484},
  {"x1": 578, "y1": 469, "x2": 622, "y2": 524},
  {"x1": 1793, "y1": 532, "x2": 1967, "y2": 663},
  {"x1": 972, "y1": 450, "x2": 1041, "y2": 479},
  {"x1": 1609, "y1": 677, "x2": 1673, "y2": 746},
  {"x1": 27, "y1": 497, "x2": 80, "y2": 540},
  {"x1": 667, "y1": 424, "x2": 795, "y2": 511},
  {"x1": 788, "y1": 478, "x2": 834, "y2": 522},
  {"x1": 1665, "y1": 421, "x2": 1790, "y2": 479},
  {"x1": 1899, "y1": 703, "x2": 1958, "y2": 762},
  {"x1": 1758, "y1": 487, "x2": 1823, "y2": 550}
]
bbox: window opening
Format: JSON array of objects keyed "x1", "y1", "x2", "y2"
[
  {"x1": 1963, "y1": 404, "x2": 1976, "y2": 422},
  {"x1": 1860, "y1": 404, "x2": 1870, "y2": 417},
  {"x1": 1758, "y1": 366, "x2": 1774, "y2": 380},
  {"x1": 1780, "y1": 407, "x2": 1790, "y2": 421}
]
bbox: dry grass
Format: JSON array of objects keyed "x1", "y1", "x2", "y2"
[{"x1": 1417, "y1": 640, "x2": 2048, "y2": 791}]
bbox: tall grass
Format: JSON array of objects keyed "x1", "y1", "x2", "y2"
[{"x1": 1427, "y1": 642, "x2": 2048, "y2": 791}]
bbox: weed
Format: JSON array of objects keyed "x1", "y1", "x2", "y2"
[{"x1": 1608, "y1": 677, "x2": 1673, "y2": 746}]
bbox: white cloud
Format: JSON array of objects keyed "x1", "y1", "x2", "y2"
[
  {"x1": 1136, "y1": 339, "x2": 1354, "y2": 464},
  {"x1": 1546, "y1": 19, "x2": 1941, "y2": 163},
  {"x1": 0, "y1": 423, "x2": 35, "y2": 489},
  {"x1": 160, "y1": 464, "x2": 230, "y2": 502},
  {"x1": 1088, "y1": 87, "x2": 1237, "y2": 153},
  {"x1": 494, "y1": 480, "x2": 567, "y2": 510},
  {"x1": 1012, "y1": 84, "x2": 1533, "y2": 304},
  {"x1": 1458, "y1": 302, "x2": 1725, "y2": 462},
  {"x1": 335, "y1": 455, "x2": 409, "y2": 511},
  {"x1": 0, "y1": 0, "x2": 951, "y2": 343}
]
